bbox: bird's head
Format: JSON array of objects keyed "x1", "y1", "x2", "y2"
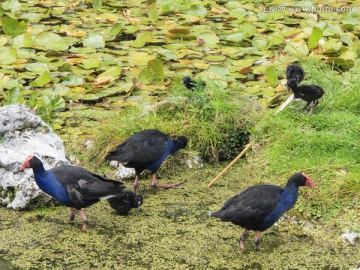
[
  {"x1": 135, "y1": 194, "x2": 144, "y2": 209},
  {"x1": 182, "y1": 76, "x2": 191, "y2": 85},
  {"x1": 20, "y1": 155, "x2": 42, "y2": 171},
  {"x1": 289, "y1": 172, "x2": 316, "y2": 188},
  {"x1": 174, "y1": 136, "x2": 187, "y2": 149}
]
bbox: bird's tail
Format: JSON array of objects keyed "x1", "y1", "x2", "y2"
[{"x1": 210, "y1": 210, "x2": 223, "y2": 218}]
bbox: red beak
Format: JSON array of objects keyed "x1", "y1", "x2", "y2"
[
  {"x1": 20, "y1": 155, "x2": 33, "y2": 171},
  {"x1": 302, "y1": 173, "x2": 316, "y2": 189}
]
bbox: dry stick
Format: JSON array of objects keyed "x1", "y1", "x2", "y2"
[
  {"x1": 207, "y1": 142, "x2": 252, "y2": 188},
  {"x1": 275, "y1": 94, "x2": 294, "y2": 114}
]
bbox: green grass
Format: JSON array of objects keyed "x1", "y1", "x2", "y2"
[
  {"x1": 251, "y1": 59, "x2": 360, "y2": 229},
  {"x1": 91, "y1": 77, "x2": 259, "y2": 164}
]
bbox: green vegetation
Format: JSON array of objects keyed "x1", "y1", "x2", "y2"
[{"x1": 92, "y1": 77, "x2": 258, "y2": 164}]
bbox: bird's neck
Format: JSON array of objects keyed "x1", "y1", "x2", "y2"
[
  {"x1": 260, "y1": 185, "x2": 299, "y2": 231},
  {"x1": 169, "y1": 139, "x2": 181, "y2": 154},
  {"x1": 282, "y1": 185, "x2": 299, "y2": 208},
  {"x1": 32, "y1": 165, "x2": 59, "y2": 196}
]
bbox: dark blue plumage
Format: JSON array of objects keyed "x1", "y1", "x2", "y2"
[
  {"x1": 211, "y1": 172, "x2": 315, "y2": 251},
  {"x1": 106, "y1": 129, "x2": 187, "y2": 192},
  {"x1": 20, "y1": 155, "x2": 139, "y2": 231}
]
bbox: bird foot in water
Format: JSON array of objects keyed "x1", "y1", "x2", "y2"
[{"x1": 153, "y1": 180, "x2": 187, "y2": 189}]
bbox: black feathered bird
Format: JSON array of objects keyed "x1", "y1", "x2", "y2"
[
  {"x1": 20, "y1": 155, "x2": 138, "y2": 231},
  {"x1": 106, "y1": 129, "x2": 187, "y2": 193},
  {"x1": 182, "y1": 76, "x2": 206, "y2": 91},
  {"x1": 211, "y1": 172, "x2": 315, "y2": 251},
  {"x1": 286, "y1": 65, "x2": 305, "y2": 94},
  {"x1": 286, "y1": 79, "x2": 324, "y2": 114},
  {"x1": 107, "y1": 190, "x2": 143, "y2": 215}
]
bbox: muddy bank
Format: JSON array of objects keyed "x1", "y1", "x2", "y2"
[{"x1": 0, "y1": 166, "x2": 358, "y2": 269}]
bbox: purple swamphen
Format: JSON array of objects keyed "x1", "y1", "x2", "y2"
[{"x1": 211, "y1": 172, "x2": 316, "y2": 251}]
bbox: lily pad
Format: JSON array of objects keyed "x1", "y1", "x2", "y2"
[
  {"x1": 2, "y1": 17, "x2": 27, "y2": 36},
  {"x1": 83, "y1": 33, "x2": 106, "y2": 49},
  {"x1": 0, "y1": 47, "x2": 17, "y2": 65},
  {"x1": 35, "y1": 32, "x2": 69, "y2": 51}
]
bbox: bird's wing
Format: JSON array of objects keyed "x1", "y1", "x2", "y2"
[
  {"x1": 107, "y1": 129, "x2": 168, "y2": 163},
  {"x1": 50, "y1": 166, "x2": 125, "y2": 201}
]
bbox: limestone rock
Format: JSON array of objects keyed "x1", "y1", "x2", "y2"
[
  {"x1": 0, "y1": 104, "x2": 70, "y2": 209},
  {"x1": 114, "y1": 163, "x2": 136, "y2": 180}
]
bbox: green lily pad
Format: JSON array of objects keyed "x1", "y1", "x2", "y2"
[
  {"x1": 83, "y1": 33, "x2": 106, "y2": 49},
  {"x1": 284, "y1": 40, "x2": 309, "y2": 56},
  {"x1": 187, "y1": 5, "x2": 207, "y2": 18},
  {"x1": 2, "y1": 17, "x2": 27, "y2": 36},
  {"x1": 198, "y1": 32, "x2": 219, "y2": 47},
  {"x1": 11, "y1": 33, "x2": 33, "y2": 48},
  {"x1": 130, "y1": 32, "x2": 151, "y2": 48},
  {"x1": 308, "y1": 26, "x2": 323, "y2": 50},
  {"x1": 35, "y1": 32, "x2": 69, "y2": 51},
  {"x1": 265, "y1": 66, "x2": 279, "y2": 87},
  {"x1": 30, "y1": 71, "x2": 51, "y2": 87},
  {"x1": 80, "y1": 59, "x2": 100, "y2": 70},
  {"x1": 0, "y1": 47, "x2": 17, "y2": 65},
  {"x1": 1, "y1": 0, "x2": 21, "y2": 13}
]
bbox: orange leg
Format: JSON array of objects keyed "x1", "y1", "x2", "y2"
[
  {"x1": 240, "y1": 229, "x2": 248, "y2": 251},
  {"x1": 69, "y1": 207, "x2": 76, "y2": 222},
  {"x1": 151, "y1": 173, "x2": 186, "y2": 189},
  {"x1": 134, "y1": 175, "x2": 140, "y2": 193},
  {"x1": 78, "y1": 210, "x2": 88, "y2": 232},
  {"x1": 255, "y1": 231, "x2": 262, "y2": 251}
]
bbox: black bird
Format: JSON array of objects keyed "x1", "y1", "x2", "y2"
[
  {"x1": 286, "y1": 79, "x2": 324, "y2": 114},
  {"x1": 20, "y1": 155, "x2": 138, "y2": 231},
  {"x1": 182, "y1": 76, "x2": 205, "y2": 91},
  {"x1": 106, "y1": 129, "x2": 187, "y2": 193},
  {"x1": 107, "y1": 190, "x2": 143, "y2": 215},
  {"x1": 286, "y1": 65, "x2": 305, "y2": 94},
  {"x1": 211, "y1": 172, "x2": 316, "y2": 251}
]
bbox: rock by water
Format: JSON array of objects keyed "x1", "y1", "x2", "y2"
[{"x1": 0, "y1": 104, "x2": 69, "y2": 209}]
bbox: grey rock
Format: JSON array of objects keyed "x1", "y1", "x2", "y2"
[
  {"x1": 341, "y1": 232, "x2": 359, "y2": 245},
  {"x1": 185, "y1": 153, "x2": 203, "y2": 169},
  {"x1": 114, "y1": 163, "x2": 136, "y2": 180},
  {"x1": 0, "y1": 104, "x2": 69, "y2": 209}
]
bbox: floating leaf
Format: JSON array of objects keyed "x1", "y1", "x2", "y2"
[
  {"x1": 2, "y1": 17, "x2": 27, "y2": 36},
  {"x1": 11, "y1": 33, "x2": 33, "y2": 48},
  {"x1": 83, "y1": 33, "x2": 105, "y2": 48},
  {"x1": 308, "y1": 26, "x2": 323, "y2": 50},
  {"x1": 168, "y1": 29, "x2": 190, "y2": 35},
  {"x1": 198, "y1": 32, "x2": 219, "y2": 47},
  {"x1": 187, "y1": 5, "x2": 208, "y2": 18},
  {"x1": 284, "y1": 41, "x2": 309, "y2": 56},
  {"x1": 130, "y1": 32, "x2": 151, "y2": 48},
  {"x1": 0, "y1": 47, "x2": 17, "y2": 65},
  {"x1": 148, "y1": 3, "x2": 159, "y2": 23},
  {"x1": 148, "y1": 59, "x2": 164, "y2": 85},
  {"x1": 108, "y1": 23, "x2": 124, "y2": 40},
  {"x1": 225, "y1": 32, "x2": 248, "y2": 43},
  {"x1": 1, "y1": 0, "x2": 21, "y2": 13},
  {"x1": 30, "y1": 71, "x2": 51, "y2": 87},
  {"x1": 265, "y1": 66, "x2": 279, "y2": 87},
  {"x1": 92, "y1": 0, "x2": 102, "y2": 10},
  {"x1": 35, "y1": 32, "x2": 69, "y2": 51},
  {"x1": 80, "y1": 59, "x2": 100, "y2": 70},
  {"x1": 233, "y1": 59, "x2": 255, "y2": 68},
  {"x1": 97, "y1": 66, "x2": 122, "y2": 81}
]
